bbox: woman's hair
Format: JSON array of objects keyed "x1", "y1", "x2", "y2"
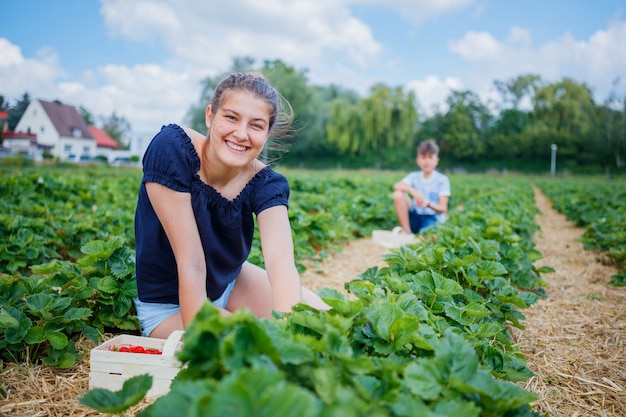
[{"x1": 210, "y1": 72, "x2": 293, "y2": 143}]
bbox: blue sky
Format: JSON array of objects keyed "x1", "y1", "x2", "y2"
[{"x1": 2, "y1": 0, "x2": 625, "y2": 140}]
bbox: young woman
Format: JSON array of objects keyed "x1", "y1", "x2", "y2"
[{"x1": 133, "y1": 72, "x2": 328, "y2": 339}]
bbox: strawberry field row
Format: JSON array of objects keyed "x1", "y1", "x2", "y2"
[
  {"x1": 75, "y1": 171, "x2": 550, "y2": 416},
  {"x1": 2, "y1": 166, "x2": 552, "y2": 415}
]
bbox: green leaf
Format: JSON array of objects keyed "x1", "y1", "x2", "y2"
[
  {"x1": 57, "y1": 350, "x2": 78, "y2": 368},
  {"x1": 25, "y1": 293, "x2": 54, "y2": 314},
  {"x1": 312, "y1": 365, "x2": 341, "y2": 403},
  {"x1": 47, "y1": 331, "x2": 68, "y2": 350},
  {"x1": 433, "y1": 273, "x2": 464, "y2": 297},
  {"x1": 0, "y1": 308, "x2": 19, "y2": 329},
  {"x1": 434, "y1": 398, "x2": 481, "y2": 417},
  {"x1": 82, "y1": 325, "x2": 101, "y2": 343},
  {"x1": 364, "y1": 300, "x2": 403, "y2": 341},
  {"x1": 97, "y1": 276, "x2": 120, "y2": 294},
  {"x1": 436, "y1": 330, "x2": 479, "y2": 382},
  {"x1": 63, "y1": 307, "x2": 92, "y2": 322},
  {"x1": 404, "y1": 359, "x2": 443, "y2": 400},
  {"x1": 80, "y1": 374, "x2": 152, "y2": 414},
  {"x1": 24, "y1": 326, "x2": 46, "y2": 344}
]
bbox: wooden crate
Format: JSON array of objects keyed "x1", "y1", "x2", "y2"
[{"x1": 89, "y1": 330, "x2": 184, "y2": 398}]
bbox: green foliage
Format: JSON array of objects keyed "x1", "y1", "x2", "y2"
[
  {"x1": 327, "y1": 83, "x2": 418, "y2": 158},
  {"x1": 79, "y1": 173, "x2": 550, "y2": 416},
  {"x1": 80, "y1": 374, "x2": 152, "y2": 415},
  {"x1": 0, "y1": 236, "x2": 139, "y2": 367}
]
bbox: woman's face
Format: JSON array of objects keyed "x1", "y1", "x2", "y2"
[{"x1": 205, "y1": 90, "x2": 272, "y2": 167}]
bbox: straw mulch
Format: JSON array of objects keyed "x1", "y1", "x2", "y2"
[
  {"x1": 1, "y1": 188, "x2": 624, "y2": 416},
  {"x1": 511, "y1": 187, "x2": 625, "y2": 416}
]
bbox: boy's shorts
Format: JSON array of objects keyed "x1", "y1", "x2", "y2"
[
  {"x1": 409, "y1": 208, "x2": 438, "y2": 233},
  {"x1": 134, "y1": 279, "x2": 236, "y2": 337}
]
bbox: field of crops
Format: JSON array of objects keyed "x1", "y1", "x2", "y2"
[{"x1": 1, "y1": 166, "x2": 624, "y2": 416}]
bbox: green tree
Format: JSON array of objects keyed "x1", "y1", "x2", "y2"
[
  {"x1": 439, "y1": 90, "x2": 490, "y2": 161},
  {"x1": 596, "y1": 78, "x2": 626, "y2": 169},
  {"x1": 486, "y1": 109, "x2": 530, "y2": 159},
  {"x1": 532, "y1": 78, "x2": 596, "y2": 161},
  {"x1": 101, "y1": 112, "x2": 132, "y2": 149},
  {"x1": 327, "y1": 83, "x2": 418, "y2": 161},
  {"x1": 261, "y1": 59, "x2": 314, "y2": 160},
  {"x1": 8, "y1": 92, "x2": 31, "y2": 131},
  {"x1": 494, "y1": 74, "x2": 542, "y2": 110},
  {"x1": 79, "y1": 106, "x2": 96, "y2": 126}
]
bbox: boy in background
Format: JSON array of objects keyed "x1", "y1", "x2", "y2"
[{"x1": 392, "y1": 139, "x2": 451, "y2": 234}]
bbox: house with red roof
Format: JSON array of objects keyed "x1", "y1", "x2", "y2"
[
  {"x1": 88, "y1": 125, "x2": 118, "y2": 161},
  {"x1": 14, "y1": 99, "x2": 96, "y2": 161}
]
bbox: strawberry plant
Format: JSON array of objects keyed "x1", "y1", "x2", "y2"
[{"x1": 0, "y1": 236, "x2": 139, "y2": 367}]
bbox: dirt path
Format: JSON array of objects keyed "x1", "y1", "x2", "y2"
[{"x1": 515, "y1": 188, "x2": 626, "y2": 416}]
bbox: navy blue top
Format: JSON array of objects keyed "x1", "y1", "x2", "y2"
[{"x1": 134, "y1": 124, "x2": 290, "y2": 304}]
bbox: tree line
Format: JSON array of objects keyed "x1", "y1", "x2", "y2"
[
  {"x1": 3, "y1": 58, "x2": 625, "y2": 174},
  {"x1": 186, "y1": 58, "x2": 625, "y2": 173}
]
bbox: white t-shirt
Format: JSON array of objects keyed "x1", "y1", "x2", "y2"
[{"x1": 401, "y1": 170, "x2": 451, "y2": 223}]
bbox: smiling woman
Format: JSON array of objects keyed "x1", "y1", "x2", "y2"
[{"x1": 133, "y1": 72, "x2": 329, "y2": 340}]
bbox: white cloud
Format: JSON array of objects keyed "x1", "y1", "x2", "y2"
[
  {"x1": 448, "y1": 30, "x2": 503, "y2": 61},
  {"x1": 446, "y1": 20, "x2": 626, "y2": 106},
  {"x1": 101, "y1": 0, "x2": 182, "y2": 43},
  {"x1": 0, "y1": 39, "x2": 66, "y2": 99},
  {"x1": 100, "y1": 0, "x2": 382, "y2": 85},
  {"x1": 507, "y1": 26, "x2": 531, "y2": 46},
  {"x1": 353, "y1": 0, "x2": 476, "y2": 23},
  {"x1": 60, "y1": 63, "x2": 196, "y2": 136},
  {"x1": 407, "y1": 75, "x2": 463, "y2": 115}
]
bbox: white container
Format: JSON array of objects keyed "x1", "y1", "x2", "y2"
[
  {"x1": 89, "y1": 330, "x2": 184, "y2": 398},
  {"x1": 371, "y1": 229, "x2": 419, "y2": 248}
]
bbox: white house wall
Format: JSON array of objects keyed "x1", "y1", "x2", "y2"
[
  {"x1": 14, "y1": 100, "x2": 59, "y2": 150},
  {"x1": 14, "y1": 100, "x2": 96, "y2": 160}
]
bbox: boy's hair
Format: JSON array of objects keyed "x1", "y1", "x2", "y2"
[{"x1": 417, "y1": 139, "x2": 439, "y2": 157}]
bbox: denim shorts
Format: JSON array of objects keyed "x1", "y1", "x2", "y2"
[
  {"x1": 134, "y1": 279, "x2": 236, "y2": 337},
  {"x1": 408, "y1": 208, "x2": 438, "y2": 233}
]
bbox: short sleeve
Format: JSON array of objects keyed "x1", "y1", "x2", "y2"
[
  {"x1": 439, "y1": 174, "x2": 451, "y2": 197},
  {"x1": 251, "y1": 170, "x2": 290, "y2": 214},
  {"x1": 141, "y1": 124, "x2": 199, "y2": 192},
  {"x1": 402, "y1": 171, "x2": 419, "y2": 189}
]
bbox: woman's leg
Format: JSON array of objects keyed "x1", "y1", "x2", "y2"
[
  {"x1": 227, "y1": 263, "x2": 330, "y2": 316},
  {"x1": 226, "y1": 262, "x2": 274, "y2": 318},
  {"x1": 149, "y1": 311, "x2": 184, "y2": 339}
]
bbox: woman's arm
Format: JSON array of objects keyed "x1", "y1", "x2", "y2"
[
  {"x1": 256, "y1": 205, "x2": 302, "y2": 312},
  {"x1": 144, "y1": 182, "x2": 209, "y2": 327}
]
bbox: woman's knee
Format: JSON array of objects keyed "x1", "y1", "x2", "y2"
[{"x1": 226, "y1": 263, "x2": 273, "y2": 317}]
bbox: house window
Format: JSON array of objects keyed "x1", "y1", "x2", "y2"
[
  {"x1": 83, "y1": 146, "x2": 90, "y2": 154},
  {"x1": 64, "y1": 145, "x2": 72, "y2": 153},
  {"x1": 72, "y1": 128, "x2": 82, "y2": 137},
  {"x1": 40, "y1": 126, "x2": 45, "y2": 133}
]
